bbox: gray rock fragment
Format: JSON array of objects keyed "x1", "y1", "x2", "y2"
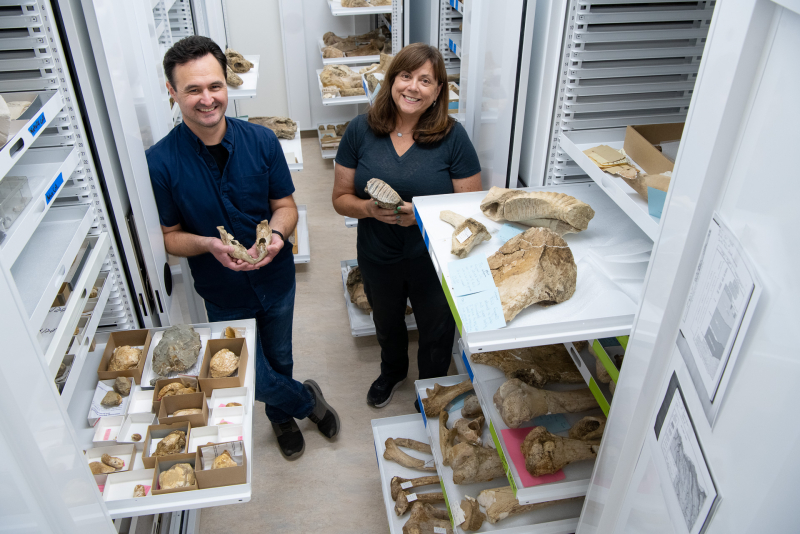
[{"x1": 152, "y1": 325, "x2": 201, "y2": 376}]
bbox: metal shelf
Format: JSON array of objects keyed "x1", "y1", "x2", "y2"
[
  {"x1": 327, "y1": 0, "x2": 392, "y2": 16},
  {"x1": 294, "y1": 204, "x2": 310, "y2": 264},
  {"x1": 227, "y1": 55, "x2": 260, "y2": 100},
  {"x1": 448, "y1": 34, "x2": 462, "y2": 59},
  {"x1": 317, "y1": 68, "x2": 369, "y2": 106},
  {"x1": 278, "y1": 121, "x2": 303, "y2": 172},
  {"x1": 318, "y1": 38, "x2": 380, "y2": 66}
]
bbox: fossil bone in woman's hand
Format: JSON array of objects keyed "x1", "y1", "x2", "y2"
[{"x1": 365, "y1": 178, "x2": 404, "y2": 210}]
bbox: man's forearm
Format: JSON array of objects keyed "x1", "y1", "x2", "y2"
[
  {"x1": 269, "y1": 206, "x2": 298, "y2": 239},
  {"x1": 164, "y1": 230, "x2": 212, "y2": 258}
]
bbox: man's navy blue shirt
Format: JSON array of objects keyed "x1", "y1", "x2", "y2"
[{"x1": 146, "y1": 118, "x2": 295, "y2": 309}]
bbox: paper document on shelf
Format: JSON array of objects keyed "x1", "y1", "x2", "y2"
[
  {"x1": 497, "y1": 223, "x2": 524, "y2": 244},
  {"x1": 456, "y1": 288, "x2": 506, "y2": 333},
  {"x1": 448, "y1": 255, "x2": 495, "y2": 296}
]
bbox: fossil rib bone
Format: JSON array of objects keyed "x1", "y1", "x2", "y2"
[
  {"x1": 462, "y1": 394, "x2": 483, "y2": 419},
  {"x1": 395, "y1": 491, "x2": 445, "y2": 516},
  {"x1": 453, "y1": 415, "x2": 484, "y2": 446},
  {"x1": 365, "y1": 177, "x2": 404, "y2": 209},
  {"x1": 384, "y1": 438, "x2": 436, "y2": 472},
  {"x1": 522, "y1": 426, "x2": 600, "y2": 476},
  {"x1": 439, "y1": 210, "x2": 491, "y2": 258},
  {"x1": 422, "y1": 379, "x2": 474, "y2": 417},
  {"x1": 471, "y1": 343, "x2": 585, "y2": 388},
  {"x1": 493, "y1": 378, "x2": 599, "y2": 428},
  {"x1": 402, "y1": 502, "x2": 452, "y2": 534},
  {"x1": 568, "y1": 415, "x2": 606, "y2": 441},
  {"x1": 480, "y1": 187, "x2": 595, "y2": 233},
  {"x1": 459, "y1": 495, "x2": 486, "y2": 531},
  {"x1": 477, "y1": 486, "x2": 584, "y2": 524},
  {"x1": 390, "y1": 475, "x2": 440, "y2": 500}
]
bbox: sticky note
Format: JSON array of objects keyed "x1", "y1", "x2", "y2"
[
  {"x1": 455, "y1": 227, "x2": 472, "y2": 243},
  {"x1": 449, "y1": 255, "x2": 495, "y2": 297},
  {"x1": 497, "y1": 223, "x2": 524, "y2": 244},
  {"x1": 456, "y1": 288, "x2": 506, "y2": 333},
  {"x1": 648, "y1": 187, "x2": 667, "y2": 218}
]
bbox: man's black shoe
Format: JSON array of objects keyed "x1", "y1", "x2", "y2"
[
  {"x1": 367, "y1": 374, "x2": 405, "y2": 408},
  {"x1": 304, "y1": 379, "x2": 341, "y2": 439},
  {"x1": 271, "y1": 419, "x2": 304, "y2": 460}
]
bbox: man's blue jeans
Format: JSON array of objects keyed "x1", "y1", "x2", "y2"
[{"x1": 204, "y1": 282, "x2": 314, "y2": 424}]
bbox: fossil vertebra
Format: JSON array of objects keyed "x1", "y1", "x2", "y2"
[
  {"x1": 211, "y1": 450, "x2": 238, "y2": 469},
  {"x1": 152, "y1": 325, "x2": 201, "y2": 377},
  {"x1": 101, "y1": 454, "x2": 124, "y2": 470},
  {"x1": 217, "y1": 222, "x2": 272, "y2": 265},
  {"x1": 390, "y1": 475, "x2": 440, "y2": 500},
  {"x1": 226, "y1": 66, "x2": 243, "y2": 87},
  {"x1": 460, "y1": 495, "x2": 486, "y2": 531},
  {"x1": 153, "y1": 430, "x2": 186, "y2": 457},
  {"x1": 569, "y1": 415, "x2": 606, "y2": 441},
  {"x1": 471, "y1": 343, "x2": 586, "y2": 388},
  {"x1": 172, "y1": 408, "x2": 203, "y2": 416},
  {"x1": 453, "y1": 415, "x2": 484, "y2": 446},
  {"x1": 89, "y1": 461, "x2": 116, "y2": 475},
  {"x1": 477, "y1": 486, "x2": 583, "y2": 524},
  {"x1": 132, "y1": 433, "x2": 142, "y2": 442},
  {"x1": 522, "y1": 427, "x2": 599, "y2": 476},
  {"x1": 403, "y1": 502, "x2": 452, "y2": 534},
  {"x1": 157, "y1": 382, "x2": 196, "y2": 400},
  {"x1": 365, "y1": 177, "x2": 404, "y2": 209},
  {"x1": 159, "y1": 463, "x2": 195, "y2": 490},
  {"x1": 494, "y1": 379, "x2": 598, "y2": 428},
  {"x1": 113, "y1": 377, "x2": 131, "y2": 397},
  {"x1": 108, "y1": 345, "x2": 141, "y2": 371},
  {"x1": 440, "y1": 210, "x2": 491, "y2": 258},
  {"x1": 346, "y1": 266, "x2": 372, "y2": 312},
  {"x1": 210, "y1": 348, "x2": 240, "y2": 378},
  {"x1": 440, "y1": 412, "x2": 504, "y2": 484},
  {"x1": 480, "y1": 187, "x2": 595, "y2": 234},
  {"x1": 225, "y1": 48, "x2": 253, "y2": 73},
  {"x1": 395, "y1": 490, "x2": 444, "y2": 516},
  {"x1": 101, "y1": 391, "x2": 122, "y2": 407},
  {"x1": 384, "y1": 438, "x2": 436, "y2": 472},
  {"x1": 462, "y1": 394, "x2": 483, "y2": 419},
  {"x1": 422, "y1": 379, "x2": 473, "y2": 417},
  {"x1": 133, "y1": 484, "x2": 147, "y2": 498},
  {"x1": 248, "y1": 116, "x2": 297, "y2": 140},
  {"x1": 487, "y1": 227, "x2": 577, "y2": 322}
]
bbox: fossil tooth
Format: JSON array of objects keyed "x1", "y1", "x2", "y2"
[
  {"x1": 108, "y1": 345, "x2": 141, "y2": 371},
  {"x1": 211, "y1": 450, "x2": 238, "y2": 470},
  {"x1": 440, "y1": 210, "x2": 491, "y2": 258},
  {"x1": 493, "y1": 378, "x2": 598, "y2": 428},
  {"x1": 101, "y1": 391, "x2": 122, "y2": 407},
  {"x1": 131, "y1": 433, "x2": 142, "y2": 442},
  {"x1": 101, "y1": 453, "x2": 124, "y2": 470},
  {"x1": 153, "y1": 430, "x2": 186, "y2": 457},
  {"x1": 365, "y1": 178, "x2": 404, "y2": 210},
  {"x1": 158, "y1": 463, "x2": 195, "y2": 490},
  {"x1": 172, "y1": 408, "x2": 203, "y2": 416},
  {"x1": 89, "y1": 461, "x2": 116, "y2": 475},
  {"x1": 113, "y1": 377, "x2": 131, "y2": 397},
  {"x1": 209, "y1": 348, "x2": 240, "y2": 378},
  {"x1": 133, "y1": 484, "x2": 147, "y2": 498},
  {"x1": 521, "y1": 427, "x2": 599, "y2": 476}
]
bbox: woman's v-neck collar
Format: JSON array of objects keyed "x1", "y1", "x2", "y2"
[{"x1": 387, "y1": 134, "x2": 417, "y2": 161}]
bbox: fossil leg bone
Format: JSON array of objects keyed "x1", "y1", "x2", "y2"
[
  {"x1": 439, "y1": 411, "x2": 457, "y2": 466},
  {"x1": 449, "y1": 439, "x2": 506, "y2": 485},
  {"x1": 522, "y1": 427, "x2": 600, "y2": 476},
  {"x1": 453, "y1": 415, "x2": 484, "y2": 446},
  {"x1": 422, "y1": 379, "x2": 474, "y2": 417},
  {"x1": 568, "y1": 415, "x2": 607, "y2": 441},
  {"x1": 439, "y1": 210, "x2": 491, "y2": 258},
  {"x1": 493, "y1": 378, "x2": 599, "y2": 428},
  {"x1": 384, "y1": 438, "x2": 436, "y2": 472},
  {"x1": 390, "y1": 475, "x2": 440, "y2": 500},
  {"x1": 477, "y1": 486, "x2": 584, "y2": 524},
  {"x1": 402, "y1": 502, "x2": 453, "y2": 534},
  {"x1": 395, "y1": 491, "x2": 445, "y2": 516},
  {"x1": 462, "y1": 394, "x2": 483, "y2": 419},
  {"x1": 459, "y1": 495, "x2": 486, "y2": 531}
]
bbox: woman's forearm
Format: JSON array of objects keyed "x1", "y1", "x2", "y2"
[{"x1": 333, "y1": 193, "x2": 372, "y2": 219}]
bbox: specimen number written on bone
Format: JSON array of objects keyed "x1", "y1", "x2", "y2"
[
  {"x1": 440, "y1": 210, "x2": 491, "y2": 258},
  {"x1": 248, "y1": 117, "x2": 297, "y2": 140},
  {"x1": 480, "y1": 187, "x2": 595, "y2": 234},
  {"x1": 569, "y1": 415, "x2": 606, "y2": 441},
  {"x1": 159, "y1": 463, "x2": 195, "y2": 490},
  {"x1": 459, "y1": 495, "x2": 486, "y2": 531},
  {"x1": 153, "y1": 430, "x2": 186, "y2": 457},
  {"x1": 365, "y1": 178, "x2": 404, "y2": 209},
  {"x1": 471, "y1": 343, "x2": 586, "y2": 388},
  {"x1": 383, "y1": 438, "x2": 436, "y2": 472},
  {"x1": 402, "y1": 502, "x2": 452, "y2": 534},
  {"x1": 522, "y1": 426, "x2": 599, "y2": 476},
  {"x1": 453, "y1": 415, "x2": 484, "y2": 446},
  {"x1": 390, "y1": 475, "x2": 440, "y2": 500},
  {"x1": 395, "y1": 490, "x2": 445, "y2": 516},
  {"x1": 487, "y1": 227, "x2": 577, "y2": 322},
  {"x1": 210, "y1": 348, "x2": 240, "y2": 378},
  {"x1": 108, "y1": 345, "x2": 141, "y2": 371},
  {"x1": 477, "y1": 486, "x2": 584, "y2": 524},
  {"x1": 493, "y1": 378, "x2": 599, "y2": 428},
  {"x1": 440, "y1": 412, "x2": 504, "y2": 484},
  {"x1": 422, "y1": 379, "x2": 473, "y2": 417},
  {"x1": 152, "y1": 325, "x2": 201, "y2": 376}
]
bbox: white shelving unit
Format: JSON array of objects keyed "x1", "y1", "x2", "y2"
[
  {"x1": 278, "y1": 122, "x2": 303, "y2": 172},
  {"x1": 327, "y1": 0, "x2": 393, "y2": 16},
  {"x1": 294, "y1": 204, "x2": 311, "y2": 264},
  {"x1": 227, "y1": 55, "x2": 260, "y2": 100},
  {"x1": 318, "y1": 38, "x2": 380, "y2": 66}
]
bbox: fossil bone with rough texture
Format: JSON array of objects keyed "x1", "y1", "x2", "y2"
[
  {"x1": 108, "y1": 345, "x2": 141, "y2": 371},
  {"x1": 480, "y1": 187, "x2": 595, "y2": 234},
  {"x1": 212, "y1": 450, "x2": 238, "y2": 469},
  {"x1": 493, "y1": 378, "x2": 598, "y2": 428},
  {"x1": 152, "y1": 325, "x2": 201, "y2": 377},
  {"x1": 210, "y1": 348, "x2": 240, "y2": 378},
  {"x1": 172, "y1": 408, "x2": 203, "y2": 416},
  {"x1": 477, "y1": 486, "x2": 583, "y2": 524},
  {"x1": 342, "y1": 0, "x2": 370, "y2": 6},
  {"x1": 224, "y1": 327, "x2": 241, "y2": 339},
  {"x1": 439, "y1": 210, "x2": 491, "y2": 258},
  {"x1": 132, "y1": 433, "x2": 142, "y2": 441},
  {"x1": 90, "y1": 461, "x2": 116, "y2": 475},
  {"x1": 345, "y1": 40, "x2": 383, "y2": 57},
  {"x1": 487, "y1": 227, "x2": 577, "y2": 322},
  {"x1": 340, "y1": 87, "x2": 366, "y2": 97},
  {"x1": 390, "y1": 475, "x2": 440, "y2": 500},
  {"x1": 322, "y1": 86, "x2": 340, "y2": 99},
  {"x1": 101, "y1": 454, "x2": 124, "y2": 470},
  {"x1": 226, "y1": 66, "x2": 242, "y2": 87},
  {"x1": 157, "y1": 382, "x2": 196, "y2": 400},
  {"x1": 459, "y1": 496, "x2": 486, "y2": 531},
  {"x1": 101, "y1": 391, "x2": 122, "y2": 407},
  {"x1": 248, "y1": 116, "x2": 297, "y2": 140},
  {"x1": 365, "y1": 178, "x2": 404, "y2": 209},
  {"x1": 422, "y1": 379, "x2": 473, "y2": 417},
  {"x1": 522, "y1": 427, "x2": 599, "y2": 476},
  {"x1": 320, "y1": 64, "x2": 363, "y2": 90},
  {"x1": 569, "y1": 416, "x2": 606, "y2": 441},
  {"x1": 402, "y1": 502, "x2": 452, "y2": 534},
  {"x1": 370, "y1": 0, "x2": 392, "y2": 5},
  {"x1": 225, "y1": 48, "x2": 253, "y2": 73},
  {"x1": 471, "y1": 343, "x2": 585, "y2": 388},
  {"x1": 346, "y1": 266, "x2": 372, "y2": 312},
  {"x1": 226, "y1": 402, "x2": 242, "y2": 407},
  {"x1": 217, "y1": 222, "x2": 272, "y2": 266},
  {"x1": 453, "y1": 416, "x2": 484, "y2": 446},
  {"x1": 395, "y1": 490, "x2": 445, "y2": 516},
  {"x1": 113, "y1": 377, "x2": 131, "y2": 397},
  {"x1": 158, "y1": 463, "x2": 195, "y2": 490},
  {"x1": 133, "y1": 484, "x2": 147, "y2": 498},
  {"x1": 153, "y1": 430, "x2": 186, "y2": 457},
  {"x1": 383, "y1": 438, "x2": 436, "y2": 472},
  {"x1": 440, "y1": 412, "x2": 504, "y2": 484},
  {"x1": 462, "y1": 394, "x2": 483, "y2": 419}
]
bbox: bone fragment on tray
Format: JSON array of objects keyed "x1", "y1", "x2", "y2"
[
  {"x1": 493, "y1": 378, "x2": 598, "y2": 428},
  {"x1": 108, "y1": 345, "x2": 141, "y2": 371},
  {"x1": 153, "y1": 430, "x2": 186, "y2": 457},
  {"x1": 383, "y1": 438, "x2": 436, "y2": 472},
  {"x1": 365, "y1": 177, "x2": 404, "y2": 210},
  {"x1": 479, "y1": 187, "x2": 595, "y2": 234},
  {"x1": 133, "y1": 484, "x2": 147, "y2": 498},
  {"x1": 477, "y1": 486, "x2": 584, "y2": 524},
  {"x1": 459, "y1": 495, "x2": 486, "y2": 531},
  {"x1": 439, "y1": 412, "x2": 504, "y2": 484},
  {"x1": 172, "y1": 408, "x2": 202, "y2": 416},
  {"x1": 402, "y1": 502, "x2": 453, "y2": 534},
  {"x1": 101, "y1": 453, "x2": 124, "y2": 470},
  {"x1": 421, "y1": 379, "x2": 473, "y2": 417},
  {"x1": 461, "y1": 394, "x2": 483, "y2": 419},
  {"x1": 569, "y1": 415, "x2": 607, "y2": 441},
  {"x1": 101, "y1": 391, "x2": 122, "y2": 407},
  {"x1": 89, "y1": 461, "x2": 116, "y2": 475},
  {"x1": 453, "y1": 415, "x2": 484, "y2": 446},
  {"x1": 131, "y1": 433, "x2": 142, "y2": 441},
  {"x1": 113, "y1": 377, "x2": 131, "y2": 397},
  {"x1": 395, "y1": 490, "x2": 445, "y2": 516},
  {"x1": 439, "y1": 210, "x2": 491, "y2": 258},
  {"x1": 521, "y1": 426, "x2": 600, "y2": 476},
  {"x1": 471, "y1": 342, "x2": 587, "y2": 388},
  {"x1": 159, "y1": 463, "x2": 195, "y2": 490},
  {"x1": 390, "y1": 475, "x2": 440, "y2": 500},
  {"x1": 210, "y1": 348, "x2": 240, "y2": 378},
  {"x1": 157, "y1": 382, "x2": 196, "y2": 399},
  {"x1": 211, "y1": 450, "x2": 238, "y2": 469}
]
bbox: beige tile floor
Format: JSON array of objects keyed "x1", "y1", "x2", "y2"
[{"x1": 190, "y1": 137, "x2": 455, "y2": 533}]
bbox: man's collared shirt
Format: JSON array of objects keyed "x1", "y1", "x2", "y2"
[{"x1": 146, "y1": 118, "x2": 295, "y2": 309}]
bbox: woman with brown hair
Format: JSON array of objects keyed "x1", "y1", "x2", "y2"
[{"x1": 332, "y1": 43, "x2": 481, "y2": 410}]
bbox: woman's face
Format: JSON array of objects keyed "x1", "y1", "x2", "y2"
[{"x1": 391, "y1": 60, "x2": 442, "y2": 121}]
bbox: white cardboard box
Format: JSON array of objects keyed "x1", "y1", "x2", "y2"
[
  {"x1": 187, "y1": 424, "x2": 244, "y2": 453},
  {"x1": 92, "y1": 415, "x2": 125, "y2": 445},
  {"x1": 85, "y1": 444, "x2": 135, "y2": 473},
  {"x1": 118, "y1": 413, "x2": 156, "y2": 450},
  {"x1": 102, "y1": 469, "x2": 156, "y2": 501},
  {"x1": 208, "y1": 386, "x2": 248, "y2": 414},
  {"x1": 126, "y1": 389, "x2": 154, "y2": 415},
  {"x1": 210, "y1": 405, "x2": 244, "y2": 426},
  {"x1": 88, "y1": 380, "x2": 131, "y2": 425}
]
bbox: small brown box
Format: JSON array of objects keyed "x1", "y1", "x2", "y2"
[
  {"x1": 158, "y1": 392, "x2": 208, "y2": 427},
  {"x1": 152, "y1": 457, "x2": 198, "y2": 495},
  {"x1": 141, "y1": 422, "x2": 192, "y2": 469},
  {"x1": 198, "y1": 338, "x2": 249, "y2": 396},
  {"x1": 53, "y1": 282, "x2": 71, "y2": 306},
  {"x1": 623, "y1": 124, "x2": 683, "y2": 176},
  {"x1": 194, "y1": 441, "x2": 247, "y2": 489},
  {"x1": 97, "y1": 330, "x2": 152, "y2": 385},
  {"x1": 152, "y1": 377, "x2": 199, "y2": 414}
]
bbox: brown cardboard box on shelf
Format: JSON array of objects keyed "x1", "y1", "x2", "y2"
[
  {"x1": 622, "y1": 123, "x2": 684, "y2": 200},
  {"x1": 84, "y1": 444, "x2": 136, "y2": 474},
  {"x1": 152, "y1": 457, "x2": 198, "y2": 495},
  {"x1": 158, "y1": 392, "x2": 209, "y2": 427},
  {"x1": 141, "y1": 421, "x2": 192, "y2": 469},
  {"x1": 52, "y1": 282, "x2": 71, "y2": 306},
  {"x1": 198, "y1": 338, "x2": 249, "y2": 395},
  {"x1": 195, "y1": 441, "x2": 247, "y2": 489},
  {"x1": 97, "y1": 329, "x2": 152, "y2": 385},
  {"x1": 152, "y1": 377, "x2": 199, "y2": 414}
]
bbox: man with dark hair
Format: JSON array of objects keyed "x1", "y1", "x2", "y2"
[{"x1": 146, "y1": 36, "x2": 339, "y2": 460}]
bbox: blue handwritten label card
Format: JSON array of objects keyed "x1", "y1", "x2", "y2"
[
  {"x1": 449, "y1": 255, "x2": 495, "y2": 297},
  {"x1": 497, "y1": 223, "x2": 525, "y2": 244},
  {"x1": 456, "y1": 287, "x2": 506, "y2": 333}
]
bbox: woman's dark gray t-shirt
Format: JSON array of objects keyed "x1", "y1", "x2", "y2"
[{"x1": 336, "y1": 114, "x2": 481, "y2": 265}]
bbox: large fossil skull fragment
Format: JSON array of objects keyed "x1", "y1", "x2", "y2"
[
  {"x1": 395, "y1": 490, "x2": 445, "y2": 516},
  {"x1": 471, "y1": 343, "x2": 585, "y2": 388},
  {"x1": 390, "y1": 475, "x2": 440, "y2": 500},
  {"x1": 480, "y1": 187, "x2": 595, "y2": 234},
  {"x1": 487, "y1": 227, "x2": 577, "y2": 322},
  {"x1": 225, "y1": 48, "x2": 253, "y2": 73},
  {"x1": 90, "y1": 461, "x2": 116, "y2": 475},
  {"x1": 459, "y1": 495, "x2": 486, "y2": 531},
  {"x1": 226, "y1": 66, "x2": 243, "y2": 87},
  {"x1": 440, "y1": 412, "x2": 504, "y2": 484},
  {"x1": 493, "y1": 378, "x2": 599, "y2": 428},
  {"x1": 210, "y1": 348, "x2": 240, "y2": 378},
  {"x1": 462, "y1": 394, "x2": 483, "y2": 419},
  {"x1": 101, "y1": 454, "x2": 124, "y2": 470},
  {"x1": 113, "y1": 377, "x2": 131, "y2": 397},
  {"x1": 212, "y1": 450, "x2": 238, "y2": 469},
  {"x1": 248, "y1": 116, "x2": 297, "y2": 140},
  {"x1": 158, "y1": 463, "x2": 195, "y2": 490},
  {"x1": 346, "y1": 266, "x2": 372, "y2": 312},
  {"x1": 568, "y1": 415, "x2": 606, "y2": 441},
  {"x1": 153, "y1": 430, "x2": 186, "y2": 457},
  {"x1": 402, "y1": 502, "x2": 453, "y2": 534},
  {"x1": 477, "y1": 486, "x2": 583, "y2": 524},
  {"x1": 453, "y1": 415, "x2": 484, "y2": 446},
  {"x1": 365, "y1": 178, "x2": 404, "y2": 209},
  {"x1": 101, "y1": 391, "x2": 122, "y2": 407},
  {"x1": 320, "y1": 64, "x2": 363, "y2": 90},
  {"x1": 440, "y1": 210, "x2": 491, "y2": 258},
  {"x1": 152, "y1": 325, "x2": 201, "y2": 376},
  {"x1": 521, "y1": 427, "x2": 599, "y2": 476},
  {"x1": 383, "y1": 438, "x2": 436, "y2": 472},
  {"x1": 108, "y1": 345, "x2": 141, "y2": 371},
  {"x1": 422, "y1": 379, "x2": 473, "y2": 417}
]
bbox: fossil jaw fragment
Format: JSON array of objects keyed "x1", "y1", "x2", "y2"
[
  {"x1": 487, "y1": 227, "x2": 577, "y2": 322},
  {"x1": 395, "y1": 490, "x2": 445, "y2": 516},
  {"x1": 477, "y1": 486, "x2": 584, "y2": 524},
  {"x1": 383, "y1": 438, "x2": 436, "y2": 472},
  {"x1": 493, "y1": 378, "x2": 599, "y2": 428},
  {"x1": 453, "y1": 415, "x2": 484, "y2": 446},
  {"x1": 462, "y1": 394, "x2": 483, "y2": 419},
  {"x1": 439, "y1": 210, "x2": 491, "y2": 258},
  {"x1": 212, "y1": 450, "x2": 238, "y2": 469},
  {"x1": 390, "y1": 475, "x2": 440, "y2": 500},
  {"x1": 101, "y1": 454, "x2": 124, "y2": 470},
  {"x1": 479, "y1": 187, "x2": 595, "y2": 234},
  {"x1": 210, "y1": 348, "x2": 240, "y2": 378},
  {"x1": 521, "y1": 427, "x2": 599, "y2": 476},
  {"x1": 459, "y1": 495, "x2": 486, "y2": 531},
  {"x1": 471, "y1": 343, "x2": 585, "y2": 388},
  {"x1": 217, "y1": 221, "x2": 272, "y2": 265},
  {"x1": 402, "y1": 502, "x2": 452, "y2": 534},
  {"x1": 422, "y1": 379, "x2": 474, "y2": 417},
  {"x1": 568, "y1": 415, "x2": 606, "y2": 441},
  {"x1": 365, "y1": 177, "x2": 404, "y2": 210}
]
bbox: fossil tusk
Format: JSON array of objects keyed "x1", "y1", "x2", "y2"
[
  {"x1": 477, "y1": 486, "x2": 584, "y2": 524},
  {"x1": 395, "y1": 491, "x2": 445, "y2": 516},
  {"x1": 568, "y1": 415, "x2": 607, "y2": 441},
  {"x1": 402, "y1": 502, "x2": 453, "y2": 534},
  {"x1": 493, "y1": 378, "x2": 598, "y2": 428},
  {"x1": 521, "y1": 427, "x2": 600, "y2": 477},
  {"x1": 440, "y1": 210, "x2": 491, "y2": 258},
  {"x1": 384, "y1": 438, "x2": 436, "y2": 472},
  {"x1": 453, "y1": 415, "x2": 484, "y2": 447},
  {"x1": 390, "y1": 475, "x2": 440, "y2": 500},
  {"x1": 459, "y1": 495, "x2": 486, "y2": 531},
  {"x1": 422, "y1": 380, "x2": 474, "y2": 417}
]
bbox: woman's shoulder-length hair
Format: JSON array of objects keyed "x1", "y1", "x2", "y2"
[{"x1": 366, "y1": 42, "x2": 455, "y2": 145}]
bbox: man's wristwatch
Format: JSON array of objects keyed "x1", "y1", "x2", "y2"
[{"x1": 272, "y1": 229, "x2": 285, "y2": 242}]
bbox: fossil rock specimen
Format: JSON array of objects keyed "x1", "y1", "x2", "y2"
[
  {"x1": 569, "y1": 415, "x2": 606, "y2": 441},
  {"x1": 224, "y1": 326, "x2": 241, "y2": 339},
  {"x1": 462, "y1": 394, "x2": 483, "y2": 419},
  {"x1": 89, "y1": 461, "x2": 116, "y2": 475},
  {"x1": 440, "y1": 412, "x2": 504, "y2": 484},
  {"x1": 89, "y1": 287, "x2": 98, "y2": 298},
  {"x1": 460, "y1": 495, "x2": 486, "y2": 531},
  {"x1": 366, "y1": 73, "x2": 381, "y2": 93},
  {"x1": 211, "y1": 450, "x2": 238, "y2": 469},
  {"x1": 113, "y1": 377, "x2": 131, "y2": 397},
  {"x1": 108, "y1": 345, "x2": 141, "y2": 372},
  {"x1": 226, "y1": 402, "x2": 242, "y2": 407},
  {"x1": 453, "y1": 415, "x2": 484, "y2": 446},
  {"x1": 335, "y1": 122, "x2": 350, "y2": 136},
  {"x1": 422, "y1": 379, "x2": 473, "y2": 417},
  {"x1": 477, "y1": 486, "x2": 582, "y2": 524},
  {"x1": 152, "y1": 325, "x2": 201, "y2": 377},
  {"x1": 342, "y1": 0, "x2": 370, "y2": 6},
  {"x1": 225, "y1": 48, "x2": 253, "y2": 73},
  {"x1": 153, "y1": 430, "x2": 186, "y2": 457},
  {"x1": 159, "y1": 463, "x2": 195, "y2": 490},
  {"x1": 522, "y1": 427, "x2": 599, "y2": 476},
  {"x1": 390, "y1": 475, "x2": 440, "y2": 500},
  {"x1": 365, "y1": 177, "x2": 404, "y2": 209},
  {"x1": 487, "y1": 227, "x2": 577, "y2": 322},
  {"x1": 226, "y1": 66, "x2": 243, "y2": 87},
  {"x1": 494, "y1": 379, "x2": 599, "y2": 428},
  {"x1": 471, "y1": 343, "x2": 585, "y2": 388},
  {"x1": 133, "y1": 484, "x2": 147, "y2": 498},
  {"x1": 320, "y1": 64, "x2": 363, "y2": 90},
  {"x1": 172, "y1": 408, "x2": 203, "y2": 416},
  {"x1": 101, "y1": 454, "x2": 124, "y2": 470},
  {"x1": 402, "y1": 502, "x2": 452, "y2": 534},
  {"x1": 346, "y1": 266, "x2": 372, "y2": 312},
  {"x1": 131, "y1": 433, "x2": 142, "y2": 442},
  {"x1": 210, "y1": 348, "x2": 240, "y2": 378},
  {"x1": 101, "y1": 391, "x2": 122, "y2": 407},
  {"x1": 440, "y1": 210, "x2": 491, "y2": 258},
  {"x1": 157, "y1": 382, "x2": 196, "y2": 400},
  {"x1": 395, "y1": 491, "x2": 445, "y2": 516},
  {"x1": 383, "y1": 438, "x2": 436, "y2": 472},
  {"x1": 340, "y1": 87, "x2": 366, "y2": 97},
  {"x1": 248, "y1": 116, "x2": 297, "y2": 140},
  {"x1": 322, "y1": 46, "x2": 346, "y2": 58},
  {"x1": 480, "y1": 187, "x2": 595, "y2": 234}
]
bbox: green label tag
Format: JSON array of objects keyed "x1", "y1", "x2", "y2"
[
  {"x1": 441, "y1": 274, "x2": 462, "y2": 335},
  {"x1": 617, "y1": 335, "x2": 629, "y2": 350},
  {"x1": 592, "y1": 339, "x2": 620, "y2": 383},
  {"x1": 439, "y1": 478, "x2": 454, "y2": 527},
  {"x1": 489, "y1": 421, "x2": 517, "y2": 495},
  {"x1": 589, "y1": 377, "x2": 610, "y2": 416}
]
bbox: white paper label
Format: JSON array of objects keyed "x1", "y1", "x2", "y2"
[
  {"x1": 434, "y1": 528, "x2": 448, "y2": 534},
  {"x1": 407, "y1": 493, "x2": 418, "y2": 502},
  {"x1": 455, "y1": 227, "x2": 472, "y2": 243},
  {"x1": 401, "y1": 481, "x2": 413, "y2": 489}
]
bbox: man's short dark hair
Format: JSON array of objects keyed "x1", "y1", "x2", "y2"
[{"x1": 163, "y1": 35, "x2": 227, "y2": 88}]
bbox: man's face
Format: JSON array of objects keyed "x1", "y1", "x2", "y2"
[{"x1": 167, "y1": 54, "x2": 228, "y2": 131}]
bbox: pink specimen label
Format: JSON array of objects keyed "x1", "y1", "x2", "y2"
[
  {"x1": 500, "y1": 427, "x2": 566, "y2": 487},
  {"x1": 218, "y1": 404, "x2": 227, "y2": 408},
  {"x1": 238, "y1": 436, "x2": 243, "y2": 441},
  {"x1": 219, "y1": 419, "x2": 231, "y2": 424},
  {"x1": 97, "y1": 485, "x2": 105, "y2": 492},
  {"x1": 143, "y1": 485, "x2": 151, "y2": 496},
  {"x1": 103, "y1": 429, "x2": 111, "y2": 440}
]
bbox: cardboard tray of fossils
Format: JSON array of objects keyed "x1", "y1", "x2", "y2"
[{"x1": 412, "y1": 184, "x2": 652, "y2": 350}]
